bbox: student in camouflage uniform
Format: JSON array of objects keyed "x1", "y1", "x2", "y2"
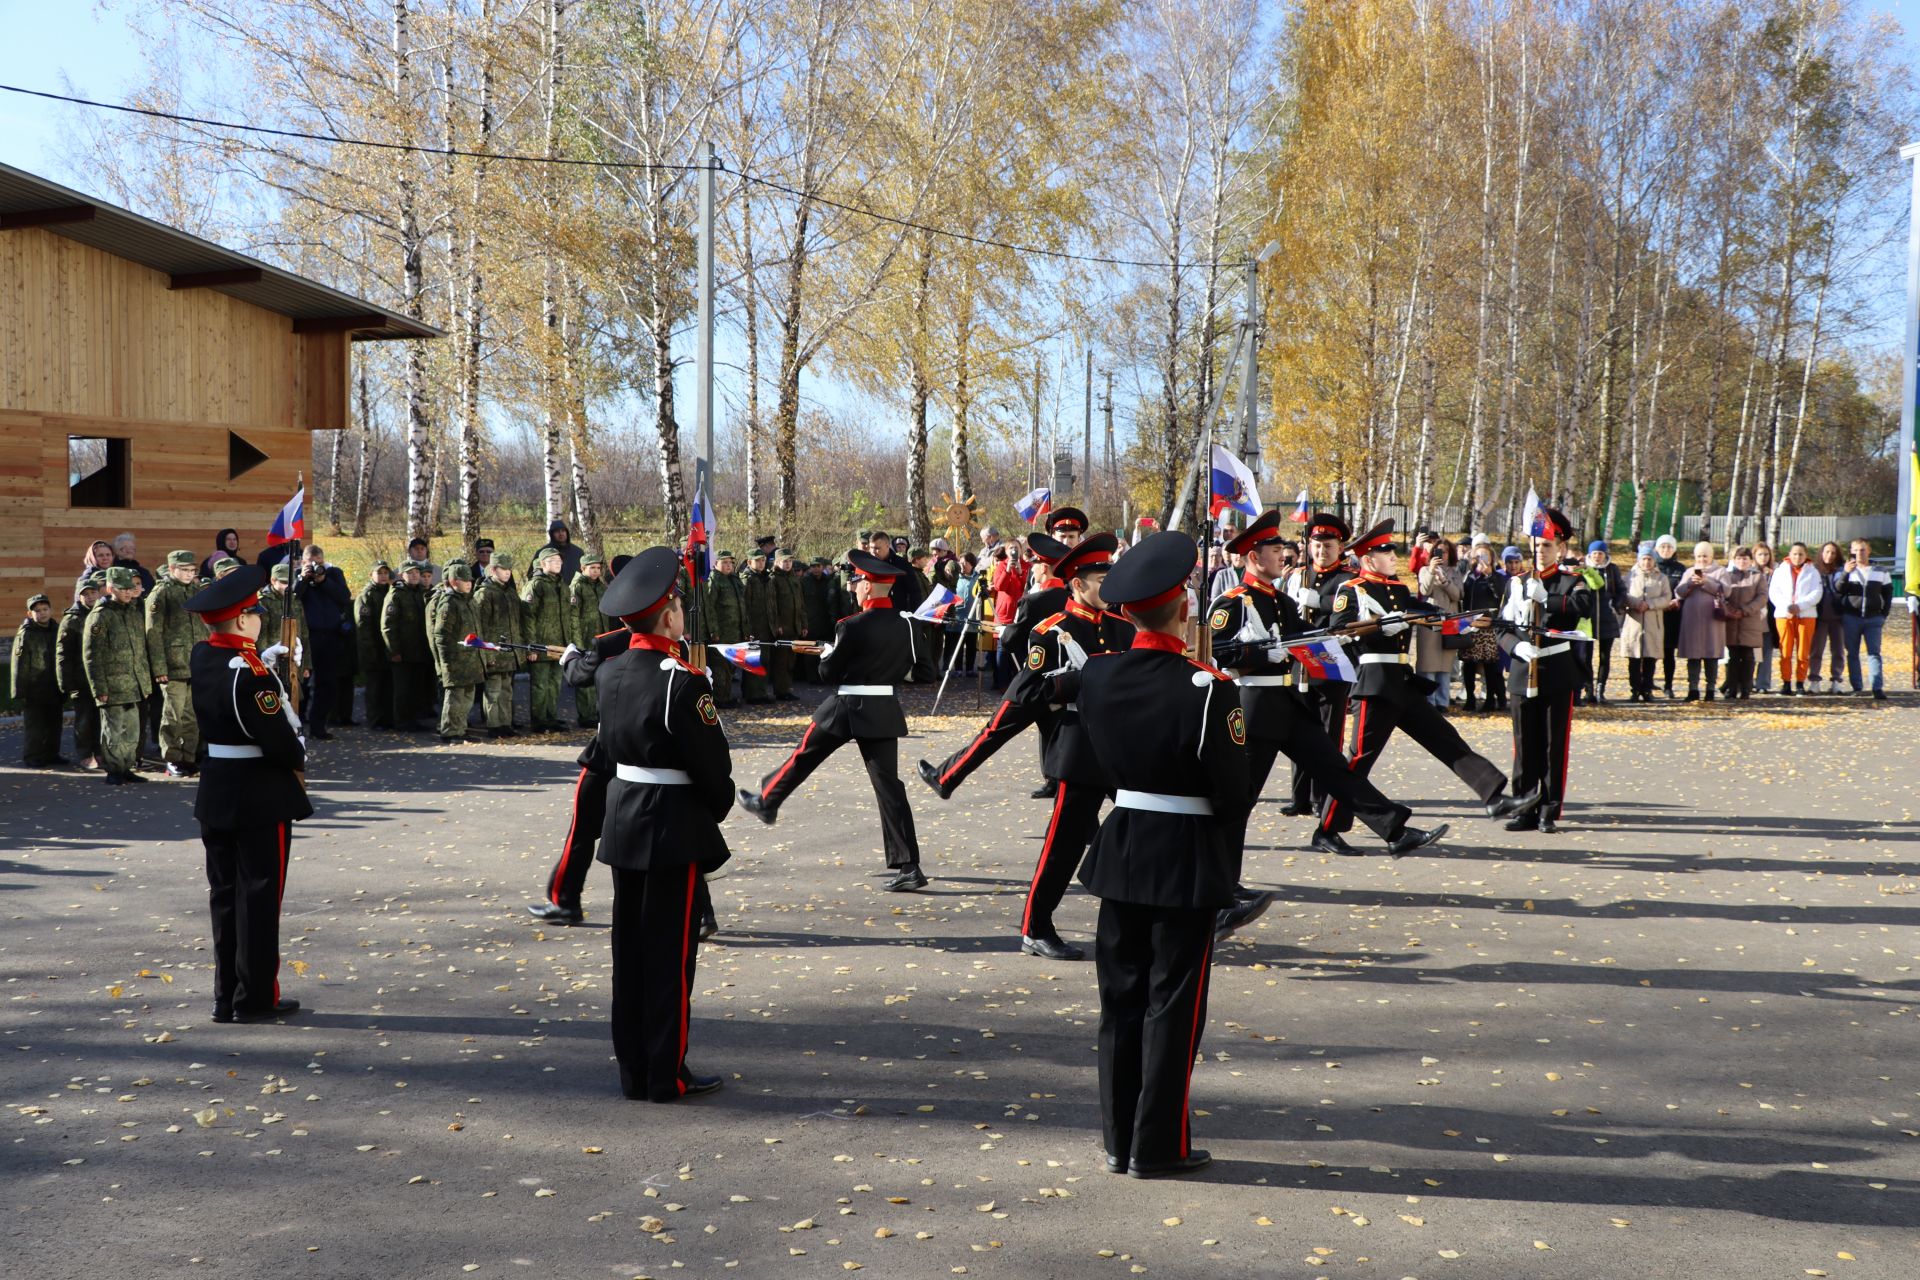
[
  {"x1": 382, "y1": 561, "x2": 434, "y2": 731},
  {"x1": 82, "y1": 566, "x2": 153, "y2": 784},
  {"x1": 569, "y1": 555, "x2": 609, "y2": 727},
  {"x1": 12, "y1": 593, "x2": 65, "y2": 767},
  {"x1": 522, "y1": 546, "x2": 568, "y2": 731},
  {"x1": 702, "y1": 552, "x2": 746, "y2": 706},
  {"x1": 740, "y1": 549, "x2": 776, "y2": 704},
  {"x1": 767, "y1": 549, "x2": 805, "y2": 700},
  {"x1": 431, "y1": 564, "x2": 484, "y2": 741},
  {"x1": 260, "y1": 563, "x2": 311, "y2": 691},
  {"x1": 145, "y1": 550, "x2": 206, "y2": 776},
  {"x1": 798, "y1": 557, "x2": 845, "y2": 684},
  {"x1": 473, "y1": 555, "x2": 525, "y2": 736},
  {"x1": 356, "y1": 562, "x2": 395, "y2": 728},
  {"x1": 58, "y1": 575, "x2": 102, "y2": 769}
]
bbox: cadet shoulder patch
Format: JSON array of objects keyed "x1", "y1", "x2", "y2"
[
  {"x1": 1028, "y1": 645, "x2": 1046, "y2": 669},
  {"x1": 254, "y1": 689, "x2": 280, "y2": 716},
  {"x1": 1333, "y1": 590, "x2": 1351, "y2": 613},
  {"x1": 1209, "y1": 608, "x2": 1230, "y2": 630},
  {"x1": 241, "y1": 650, "x2": 270, "y2": 677},
  {"x1": 696, "y1": 693, "x2": 720, "y2": 726},
  {"x1": 1227, "y1": 706, "x2": 1247, "y2": 746}
]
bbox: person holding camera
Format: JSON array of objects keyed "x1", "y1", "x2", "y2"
[{"x1": 294, "y1": 545, "x2": 353, "y2": 739}]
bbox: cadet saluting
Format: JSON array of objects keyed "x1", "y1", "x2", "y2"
[
  {"x1": 595, "y1": 548, "x2": 734, "y2": 1101},
  {"x1": 1076, "y1": 532, "x2": 1247, "y2": 1179},
  {"x1": 741, "y1": 548, "x2": 936, "y2": 891},
  {"x1": 184, "y1": 565, "x2": 310, "y2": 1023}
]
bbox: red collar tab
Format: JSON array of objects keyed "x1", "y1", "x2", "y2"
[
  {"x1": 1240, "y1": 571, "x2": 1276, "y2": 595},
  {"x1": 1066, "y1": 600, "x2": 1102, "y2": 622},
  {"x1": 207, "y1": 632, "x2": 255, "y2": 652},
  {"x1": 862, "y1": 598, "x2": 894, "y2": 612},
  {"x1": 1040, "y1": 576, "x2": 1065, "y2": 591},
  {"x1": 1357, "y1": 569, "x2": 1395, "y2": 584},
  {"x1": 627, "y1": 631, "x2": 678, "y2": 655},
  {"x1": 1537, "y1": 565, "x2": 1561, "y2": 581},
  {"x1": 1130, "y1": 630, "x2": 1188, "y2": 655}
]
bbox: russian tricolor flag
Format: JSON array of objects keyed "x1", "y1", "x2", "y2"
[
  {"x1": 266, "y1": 485, "x2": 305, "y2": 546},
  {"x1": 713, "y1": 642, "x2": 767, "y2": 676},
  {"x1": 1015, "y1": 486, "x2": 1052, "y2": 525},
  {"x1": 912, "y1": 583, "x2": 959, "y2": 623},
  {"x1": 1208, "y1": 445, "x2": 1261, "y2": 522},
  {"x1": 1521, "y1": 486, "x2": 1546, "y2": 538},
  {"x1": 1284, "y1": 636, "x2": 1357, "y2": 682},
  {"x1": 685, "y1": 469, "x2": 712, "y2": 588},
  {"x1": 1440, "y1": 614, "x2": 1475, "y2": 636},
  {"x1": 1289, "y1": 489, "x2": 1310, "y2": 523}
]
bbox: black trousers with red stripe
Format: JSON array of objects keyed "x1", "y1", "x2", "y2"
[
  {"x1": 1095, "y1": 900, "x2": 1215, "y2": 1165},
  {"x1": 1320, "y1": 684, "x2": 1506, "y2": 835},
  {"x1": 546, "y1": 766, "x2": 610, "y2": 909},
  {"x1": 202, "y1": 820, "x2": 291, "y2": 1013},
  {"x1": 1023, "y1": 782, "x2": 1102, "y2": 939},
  {"x1": 610, "y1": 862, "x2": 702, "y2": 1101},
  {"x1": 1289, "y1": 685, "x2": 1348, "y2": 809},
  {"x1": 931, "y1": 698, "x2": 1040, "y2": 792},
  {"x1": 1509, "y1": 688, "x2": 1575, "y2": 820},
  {"x1": 760, "y1": 726, "x2": 923, "y2": 868}
]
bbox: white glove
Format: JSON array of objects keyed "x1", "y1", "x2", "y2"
[
  {"x1": 1293, "y1": 587, "x2": 1322, "y2": 611},
  {"x1": 559, "y1": 643, "x2": 582, "y2": 666},
  {"x1": 1514, "y1": 641, "x2": 1540, "y2": 663},
  {"x1": 1378, "y1": 615, "x2": 1409, "y2": 637},
  {"x1": 292, "y1": 638, "x2": 304, "y2": 668},
  {"x1": 1525, "y1": 578, "x2": 1548, "y2": 605},
  {"x1": 259, "y1": 642, "x2": 288, "y2": 667}
]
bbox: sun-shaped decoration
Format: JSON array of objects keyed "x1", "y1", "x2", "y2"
[{"x1": 939, "y1": 492, "x2": 980, "y2": 544}]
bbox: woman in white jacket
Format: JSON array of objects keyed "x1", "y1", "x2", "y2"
[{"x1": 1768, "y1": 542, "x2": 1824, "y2": 695}]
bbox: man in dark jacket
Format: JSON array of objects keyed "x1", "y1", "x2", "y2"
[{"x1": 294, "y1": 545, "x2": 353, "y2": 739}]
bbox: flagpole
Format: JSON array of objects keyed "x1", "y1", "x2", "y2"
[
  {"x1": 931, "y1": 584, "x2": 985, "y2": 715},
  {"x1": 284, "y1": 472, "x2": 303, "y2": 717}
]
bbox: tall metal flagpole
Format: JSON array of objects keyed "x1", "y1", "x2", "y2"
[
  {"x1": 691, "y1": 140, "x2": 717, "y2": 669},
  {"x1": 1899, "y1": 141, "x2": 1919, "y2": 684}
]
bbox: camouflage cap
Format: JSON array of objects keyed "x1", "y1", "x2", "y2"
[
  {"x1": 581, "y1": 553, "x2": 606, "y2": 568},
  {"x1": 370, "y1": 559, "x2": 392, "y2": 572},
  {"x1": 776, "y1": 548, "x2": 796, "y2": 560},
  {"x1": 27, "y1": 592, "x2": 50, "y2": 609},
  {"x1": 490, "y1": 552, "x2": 515, "y2": 571},
  {"x1": 400, "y1": 559, "x2": 424, "y2": 573},
  {"x1": 166, "y1": 549, "x2": 197, "y2": 568},
  {"x1": 106, "y1": 566, "x2": 135, "y2": 590},
  {"x1": 536, "y1": 545, "x2": 562, "y2": 563},
  {"x1": 212, "y1": 557, "x2": 240, "y2": 576},
  {"x1": 85, "y1": 570, "x2": 108, "y2": 589},
  {"x1": 716, "y1": 550, "x2": 737, "y2": 561},
  {"x1": 446, "y1": 563, "x2": 474, "y2": 583},
  {"x1": 474, "y1": 538, "x2": 495, "y2": 551},
  {"x1": 270, "y1": 562, "x2": 293, "y2": 582},
  {"x1": 810, "y1": 557, "x2": 830, "y2": 567}
]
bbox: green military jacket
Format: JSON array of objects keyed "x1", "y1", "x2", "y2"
[
  {"x1": 260, "y1": 588, "x2": 310, "y2": 661},
  {"x1": 382, "y1": 583, "x2": 432, "y2": 663},
  {"x1": 800, "y1": 571, "x2": 848, "y2": 640},
  {"x1": 743, "y1": 568, "x2": 774, "y2": 639},
  {"x1": 144, "y1": 576, "x2": 203, "y2": 679},
  {"x1": 56, "y1": 602, "x2": 91, "y2": 699},
  {"x1": 569, "y1": 573, "x2": 607, "y2": 648},
  {"x1": 432, "y1": 588, "x2": 484, "y2": 685},
  {"x1": 768, "y1": 568, "x2": 804, "y2": 639},
  {"x1": 702, "y1": 571, "x2": 746, "y2": 644},
  {"x1": 523, "y1": 571, "x2": 567, "y2": 647},
  {"x1": 472, "y1": 577, "x2": 524, "y2": 676},
  {"x1": 424, "y1": 584, "x2": 449, "y2": 649},
  {"x1": 356, "y1": 581, "x2": 391, "y2": 664},
  {"x1": 81, "y1": 597, "x2": 153, "y2": 705},
  {"x1": 11, "y1": 616, "x2": 60, "y2": 704}
]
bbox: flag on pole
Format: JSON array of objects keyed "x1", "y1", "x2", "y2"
[
  {"x1": 1284, "y1": 636, "x2": 1357, "y2": 683},
  {"x1": 912, "y1": 583, "x2": 959, "y2": 623},
  {"x1": 685, "y1": 468, "x2": 713, "y2": 588},
  {"x1": 1208, "y1": 445, "x2": 1261, "y2": 522},
  {"x1": 1521, "y1": 486, "x2": 1545, "y2": 539},
  {"x1": 713, "y1": 642, "x2": 767, "y2": 676},
  {"x1": 1289, "y1": 489, "x2": 1311, "y2": 523},
  {"x1": 1015, "y1": 486, "x2": 1052, "y2": 525},
  {"x1": 266, "y1": 485, "x2": 306, "y2": 547}
]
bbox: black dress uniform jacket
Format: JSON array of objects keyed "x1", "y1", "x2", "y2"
[
  {"x1": 190, "y1": 638, "x2": 313, "y2": 828},
  {"x1": 1077, "y1": 637, "x2": 1250, "y2": 910},
  {"x1": 1002, "y1": 577, "x2": 1069, "y2": 663},
  {"x1": 1499, "y1": 565, "x2": 1594, "y2": 696},
  {"x1": 1209, "y1": 575, "x2": 1303, "y2": 713},
  {"x1": 1327, "y1": 572, "x2": 1440, "y2": 696},
  {"x1": 596, "y1": 634, "x2": 734, "y2": 874},
  {"x1": 1008, "y1": 602, "x2": 1134, "y2": 786},
  {"x1": 813, "y1": 603, "x2": 933, "y2": 737}
]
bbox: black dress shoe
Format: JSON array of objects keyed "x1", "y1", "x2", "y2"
[
  {"x1": 675, "y1": 1074, "x2": 724, "y2": 1099},
  {"x1": 526, "y1": 902, "x2": 584, "y2": 926},
  {"x1": 1214, "y1": 890, "x2": 1274, "y2": 939},
  {"x1": 1277, "y1": 801, "x2": 1314, "y2": 816},
  {"x1": 738, "y1": 790, "x2": 777, "y2": 825},
  {"x1": 234, "y1": 999, "x2": 301, "y2": 1022},
  {"x1": 1487, "y1": 789, "x2": 1541, "y2": 819},
  {"x1": 1128, "y1": 1150, "x2": 1211, "y2": 1179},
  {"x1": 883, "y1": 866, "x2": 929, "y2": 892},
  {"x1": 698, "y1": 913, "x2": 719, "y2": 941},
  {"x1": 210, "y1": 1003, "x2": 234, "y2": 1024},
  {"x1": 1309, "y1": 830, "x2": 1358, "y2": 856},
  {"x1": 1537, "y1": 817, "x2": 1559, "y2": 835},
  {"x1": 1386, "y1": 822, "x2": 1448, "y2": 857},
  {"x1": 1020, "y1": 934, "x2": 1083, "y2": 961},
  {"x1": 1104, "y1": 1153, "x2": 1128, "y2": 1174},
  {"x1": 1504, "y1": 813, "x2": 1540, "y2": 832},
  {"x1": 1031, "y1": 782, "x2": 1059, "y2": 800},
  {"x1": 917, "y1": 759, "x2": 953, "y2": 800}
]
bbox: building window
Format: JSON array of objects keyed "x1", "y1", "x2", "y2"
[{"x1": 68, "y1": 436, "x2": 130, "y2": 508}]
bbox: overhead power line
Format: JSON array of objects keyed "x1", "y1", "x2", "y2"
[{"x1": 0, "y1": 82, "x2": 1253, "y2": 272}]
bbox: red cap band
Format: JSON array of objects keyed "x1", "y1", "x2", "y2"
[{"x1": 202, "y1": 594, "x2": 260, "y2": 624}]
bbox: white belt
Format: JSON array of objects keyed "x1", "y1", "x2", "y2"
[
  {"x1": 615, "y1": 765, "x2": 692, "y2": 785},
  {"x1": 1114, "y1": 789, "x2": 1213, "y2": 816},
  {"x1": 1358, "y1": 652, "x2": 1410, "y2": 666},
  {"x1": 836, "y1": 685, "x2": 894, "y2": 697},
  {"x1": 1237, "y1": 675, "x2": 1293, "y2": 687},
  {"x1": 206, "y1": 744, "x2": 263, "y2": 759}
]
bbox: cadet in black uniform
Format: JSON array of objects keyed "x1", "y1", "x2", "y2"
[
  {"x1": 918, "y1": 532, "x2": 1072, "y2": 800},
  {"x1": 1077, "y1": 532, "x2": 1247, "y2": 1178},
  {"x1": 1497, "y1": 506, "x2": 1595, "y2": 834},
  {"x1": 1314, "y1": 521, "x2": 1535, "y2": 849},
  {"x1": 1282, "y1": 513, "x2": 1357, "y2": 815},
  {"x1": 594, "y1": 548, "x2": 733, "y2": 1101},
  {"x1": 1209, "y1": 510, "x2": 1445, "y2": 867},
  {"x1": 184, "y1": 566, "x2": 310, "y2": 1023},
  {"x1": 1002, "y1": 534, "x2": 1132, "y2": 960},
  {"x1": 742, "y1": 549, "x2": 937, "y2": 891}
]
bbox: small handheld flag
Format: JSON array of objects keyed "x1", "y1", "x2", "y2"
[
  {"x1": 266, "y1": 485, "x2": 306, "y2": 547},
  {"x1": 1285, "y1": 635, "x2": 1357, "y2": 683},
  {"x1": 1015, "y1": 486, "x2": 1052, "y2": 525},
  {"x1": 912, "y1": 583, "x2": 959, "y2": 623},
  {"x1": 1440, "y1": 615, "x2": 1475, "y2": 636},
  {"x1": 1289, "y1": 489, "x2": 1310, "y2": 523},
  {"x1": 461, "y1": 633, "x2": 505, "y2": 651},
  {"x1": 713, "y1": 641, "x2": 767, "y2": 676},
  {"x1": 1208, "y1": 445, "x2": 1261, "y2": 522},
  {"x1": 1521, "y1": 487, "x2": 1545, "y2": 538}
]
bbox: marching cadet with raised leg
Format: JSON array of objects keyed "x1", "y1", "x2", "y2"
[{"x1": 1282, "y1": 513, "x2": 1357, "y2": 816}]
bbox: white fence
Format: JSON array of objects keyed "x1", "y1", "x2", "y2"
[{"x1": 1676, "y1": 514, "x2": 1894, "y2": 547}]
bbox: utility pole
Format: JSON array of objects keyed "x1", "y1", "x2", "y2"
[
  {"x1": 1101, "y1": 369, "x2": 1115, "y2": 501},
  {"x1": 695, "y1": 140, "x2": 716, "y2": 509},
  {"x1": 1029, "y1": 360, "x2": 1043, "y2": 491},
  {"x1": 1082, "y1": 344, "x2": 1094, "y2": 511},
  {"x1": 1239, "y1": 252, "x2": 1261, "y2": 473}
]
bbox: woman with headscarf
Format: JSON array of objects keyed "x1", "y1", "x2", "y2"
[
  {"x1": 1620, "y1": 542, "x2": 1671, "y2": 702},
  {"x1": 1719, "y1": 546, "x2": 1767, "y2": 700},
  {"x1": 1750, "y1": 542, "x2": 1778, "y2": 692},
  {"x1": 201, "y1": 528, "x2": 245, "y2": 579},
  {"x1": 1675, "y1": 541, "x2": 1727, "y2": 701},
  {"x1": 75, "y1": 540, "x2": 115, "y2": 596}
]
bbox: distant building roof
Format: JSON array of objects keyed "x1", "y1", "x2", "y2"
[{"x1": 0, "y1": 160, "x2": 441, "y2": 342}]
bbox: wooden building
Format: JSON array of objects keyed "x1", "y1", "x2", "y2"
[{"x1": 0, "y1": 161, "x2": 437, "y2": 606}]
